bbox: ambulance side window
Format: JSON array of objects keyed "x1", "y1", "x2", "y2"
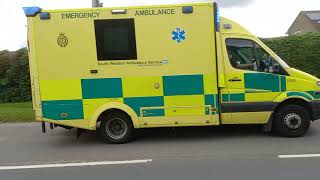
[
  {"x1": 95, "y1": 19, "x2": 137, "y2": 61},
  {"x1": 226, "y1": 39, "x2": 258, "y2": 71},
  {"x1": 254, "y1": 43, "x2": 287, "y2": 75},
  {"x1": 226, "y1": 38, "x2": 286, "y2": 75}
]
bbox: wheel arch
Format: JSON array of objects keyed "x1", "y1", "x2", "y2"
[
  {"x1": 274, "y1": 98, "x2": 313, "y2": 117},
  {"x1": 263, "y1": 94, "x2": 314, "y2": 132},
  {"x1": 273, "y1": 92, "x2": 314, "y2": 116},
  {"x1": 89, "y1": 102, "x2": 140, "y2": 129}
]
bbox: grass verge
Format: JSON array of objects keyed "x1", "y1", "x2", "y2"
[{"x1": 0, "y1": 102, "x2": 35, "y2": 123}]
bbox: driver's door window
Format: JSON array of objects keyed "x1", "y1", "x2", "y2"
[
  {"x1": 255, "y1": 44, "x2": 284, "y2": 75},
  {"x1": 226, "y1": 39, "x2": 257, "y2": 71},
  {"x1": 226, "y1": 38, "x2": 285, "y2": 75}
]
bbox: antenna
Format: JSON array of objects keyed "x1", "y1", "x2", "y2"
[{"x1": 92, "y1": 0, "x2": 103, "y2": 7}]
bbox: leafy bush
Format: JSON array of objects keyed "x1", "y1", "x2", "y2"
[
  {"x1": 0, "y1": 48, "x2": 31, "y2": 103},
  {"x1": 262, "y1": 33, "x2": 320, "y2": 78}
]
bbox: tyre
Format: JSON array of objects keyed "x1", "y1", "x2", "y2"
[
  {"x1": 274, "y1": 104, "x2": 310, "y2": 137},
  {"x1": 98, "y1": 111, "x2": 134, "y2": 144}
]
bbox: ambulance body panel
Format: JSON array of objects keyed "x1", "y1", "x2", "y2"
[{"x1": 24, "y1": 2, "x2": 320, "y2": 143}]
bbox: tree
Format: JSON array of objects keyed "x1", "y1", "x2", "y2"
[{"x1": 0, "y1": 48, "x2": 31, "y2": 103}]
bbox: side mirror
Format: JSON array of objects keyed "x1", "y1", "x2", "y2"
[{"x1": 273, "y1": 63, "x2": 280, "y2": 74}]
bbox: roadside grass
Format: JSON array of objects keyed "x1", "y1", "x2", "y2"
[{"x1": 0, "y1": 102, "x2": 35, "y2": 123}]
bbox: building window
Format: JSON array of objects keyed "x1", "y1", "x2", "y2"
[{"x1": 94, "y1": 19, "x2": 137, "y2": 61}]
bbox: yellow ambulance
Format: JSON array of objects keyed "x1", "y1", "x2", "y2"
[{"x1": 23, "y1": 2, "x2": 320, "y2": 143}]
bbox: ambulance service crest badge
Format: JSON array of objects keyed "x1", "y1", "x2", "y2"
[{"x1": 57, "y1": 33, "x2": 69, "y2": 47}]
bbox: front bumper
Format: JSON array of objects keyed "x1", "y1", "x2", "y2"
[{"x1": 310, "y1": 100, "x2": 320, "y2": 121}]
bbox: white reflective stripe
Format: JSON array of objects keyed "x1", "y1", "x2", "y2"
[
  {"x1": 0, "y1": 159, "x2": 152, "y2": 171},
  {"x1": 112, "y1": 10, "x2": 127, "y2": 14},
  {"x1": 278, "y1": 154, "x2": 320, "y2": 159}
]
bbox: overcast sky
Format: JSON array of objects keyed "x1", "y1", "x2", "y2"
[{"x1": 0, "y1": 0, "x2": 319, "y2": 51}]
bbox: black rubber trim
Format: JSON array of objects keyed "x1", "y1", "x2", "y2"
[
  {"x1": 310, "y1": 100, "x2": 320, "y2": 121},
  {"x1": 212, "y1": 2, "x2": 222, "y2": 124},
  {"x1": 221, "y1": 102, "x2": 278, "y2": 113}
]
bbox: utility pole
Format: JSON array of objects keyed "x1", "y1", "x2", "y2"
[{"x1": 92, "y1": 0, "x2": 103, "y2": 7}]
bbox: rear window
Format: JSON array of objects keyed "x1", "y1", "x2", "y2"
[{"x1": 94, "y1": 19, "x2": 137, "y2": 61}]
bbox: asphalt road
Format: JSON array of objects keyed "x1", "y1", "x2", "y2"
[{"x1": 1, "y1": 122, "x2": 320, "y2": 180}]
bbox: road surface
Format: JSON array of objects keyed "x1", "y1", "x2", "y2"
[{"x1": 1, "y1": 122, "x2": 320, "y2": 180}]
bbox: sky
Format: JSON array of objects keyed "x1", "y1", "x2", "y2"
[{"x1": 0, "y1": 0, "x2": 320, "y2": 51}]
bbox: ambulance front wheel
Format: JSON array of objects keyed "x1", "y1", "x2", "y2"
[
  {"x1": 274, "y1": 104, "x2": 310, "y2": 137},
  {"x1": 99, "y1": 111, "x2": 134, "y2": 144}
]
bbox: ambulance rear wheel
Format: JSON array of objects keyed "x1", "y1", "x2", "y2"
[
  {"x1": 274, "y1": 104, "x2": 310, "y2": 137},
  {"x1": 99, "y1": 111, "x2": 134, "y2": 144}
]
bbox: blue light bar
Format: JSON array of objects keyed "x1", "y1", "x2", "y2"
[
  {"x1": 40, "y1": 12, "x2": 51, "y2": 20},
  {"x1": 214, "y1": 2, "x2": 220, "y2": 32},
  {"x1": 23, "y1": 7, "x2": 42, "y2": 17},
  {"x1": 216, "y1": 7, "x2": 220, "y2": 24},
  {"x1": 182, "y1": 6, "x2": 193, "y2": 14}
]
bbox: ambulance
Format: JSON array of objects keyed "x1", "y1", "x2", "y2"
[{"x1": 23, "y1": 2, "x2": 320, "y2": 144}]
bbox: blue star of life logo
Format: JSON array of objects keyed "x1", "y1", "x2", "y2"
[{"x1": 172, "y1": 28, "x2": 186, "y2": 43}]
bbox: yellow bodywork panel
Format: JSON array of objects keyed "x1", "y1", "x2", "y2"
[
  {"x1": 204, "y1": 74, "x2": 218, "y2": 94},
  {"x1": 222, "y1": 112, "x2": 272, "y2": 124},
  {"x1": 245, "y1": 92, "x2": 280, "y2": 102},
  {"x1": 225, "y1": 73, "x2": 245, "y2": 90},
  {"x1": 164, "y1": 95, "x2": 205, "y2": 116},
  {"x1": 34, "y1": 18, "x2": 92, "y2": 80},
  {"x1": 273, "y1": 93, "x2": 288, "y2": 103},
  {"x1": 141, "y1": 115, "x2": 216, "y2": 127},
  {"x1": 122, "y1": 76, "x2": 163, "y2": 97},
  {"x1": 83, "y1": 98, "x2": 124, "y2": 120},
  {"x1": 286, "y1": 76, "x2": 318, "y2": 92},
  {"x1": 40, "y1": 79, "x2": 82, "y2": 101}
]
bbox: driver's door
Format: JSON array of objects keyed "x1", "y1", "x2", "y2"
[{"x1": 221, "y1": 36, "x2": 286, "y2": 124}]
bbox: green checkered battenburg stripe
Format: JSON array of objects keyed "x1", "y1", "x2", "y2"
[
  {"x1": 244, "y1": 73, "x2": 286, "y2": 92},
  {"x1": 41, "y1": 73, "x2": 317, "y2": 120},
  {"x1": 42, "y1": 74, "x2": 218, "y2": 120},
  {"x1": 222, "y1": 73, "x2": 287, "y2": 102},
  {"x1": 42, "y1": 100, "x2": 84, "y2": 120}
]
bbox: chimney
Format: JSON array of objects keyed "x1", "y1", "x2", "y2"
[{"x1": 92, "y1": 0, "x2": 103, "y2": 7}]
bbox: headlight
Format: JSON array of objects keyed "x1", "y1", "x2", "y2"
[{"x1": 317, "y1": 82, "x2": 320, "y2": 87}]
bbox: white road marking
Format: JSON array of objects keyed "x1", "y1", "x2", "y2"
[
  {"x1": 0, "y1": 159, "x2": 152, "y2": 171},
  {"x1": 278, "y1": 154, "x2": 320, "y2": 159}
]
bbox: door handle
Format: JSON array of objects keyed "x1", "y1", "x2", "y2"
[{"x1": 229, "y1": 77, "x2": 242, "y2": 82}]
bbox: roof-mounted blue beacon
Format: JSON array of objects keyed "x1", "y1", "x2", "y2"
[{"x1": 23, "y1": 7, "x2": 42, "y2": 17}]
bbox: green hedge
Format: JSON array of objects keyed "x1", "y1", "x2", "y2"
[
  {"x1": 0, "y1": 48, "x2": 31, "y2": 103},
  {"x1": 262, "y1": 32, "x2": 320, "y2": 78}
]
